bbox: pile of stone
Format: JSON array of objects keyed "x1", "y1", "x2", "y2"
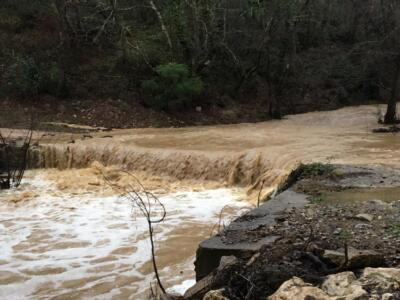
[
  {"x1": 201, "y1": 267, "x2": 400, "y2": 300},
  {"x1": 269, "y1": 267, "x2": 400, "y2": 300}
]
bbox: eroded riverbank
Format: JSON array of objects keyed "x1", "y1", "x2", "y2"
[{"x1": 186, "y1": 164, "x2": 400, "y2": 299}]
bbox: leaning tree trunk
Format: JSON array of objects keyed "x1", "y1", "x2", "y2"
[{"x1": 384, "y1": 55, "x2": 400, "y2": 124}]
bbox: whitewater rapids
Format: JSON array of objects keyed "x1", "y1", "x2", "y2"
[{"x1": 0, "y1": 172, "x2": 248, "y2": 299}]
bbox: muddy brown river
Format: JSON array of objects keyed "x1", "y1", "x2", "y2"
[
  {"x1": 0, "y1": 172, "x2": 249, "y2": 299},
  {"x1": 1, "y1": 104, "x2": 399, "y2": 299}
]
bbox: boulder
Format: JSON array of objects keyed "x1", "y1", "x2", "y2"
[
  {"x1": 265, "y1": 268, "x2": 400, "y2": 300},
  {"x1": 268, "y1": 277, "x2": 330, "y2": 300},
  {"x1": 360, "y1": 268, "x2": 400, "y2": 291},
  {"x1": 322, "y1": 247, "x2": 384, "y2": 269},
  {"x1": 321, "y1": 272, "x2": 368, "y2": 300}
]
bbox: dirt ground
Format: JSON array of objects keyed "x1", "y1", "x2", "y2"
[{"x1": 0, "y1": 97, "x2": 272, "y2": 131}]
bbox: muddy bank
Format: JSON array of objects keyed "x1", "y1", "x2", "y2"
[
  {"x1": 186, "y1": 164, "x2": 400, "y2": 299},
  {"x1": 0, "y1": 98, "x2": 278, "y2": 131}
]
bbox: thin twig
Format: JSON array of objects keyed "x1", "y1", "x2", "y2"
[
  {"x1": 103, "y1": 170, "x2": 167, "y2": 294},
  {"x1": 257, "y1": 180, "x2": 265, "y2": 207}
]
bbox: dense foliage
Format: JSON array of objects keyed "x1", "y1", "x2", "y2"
[
  {"x1": 0, "y1": 0, "x2": 399, "y2": 117},
  {"x1": 142, "y1": 63, "x2": 203, "y2": 110}
]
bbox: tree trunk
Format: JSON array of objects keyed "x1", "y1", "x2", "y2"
[
  {"x1": 384, "y1": 56, "x2": 400, "y2": 124},
  {"x1": 149, "y1": 0, "x2": 173, "y2": 51},
  {"x1": 53, "y1": 0, "x2": 73, "y2": 47}
]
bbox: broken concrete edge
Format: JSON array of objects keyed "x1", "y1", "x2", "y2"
[
  {"x1": 193, "y1": 162, "x2": 321, "y2": 281},
  {"x1": 193, "y1": 163, "x2": 400, "y2": 282},
  {"x1": 194, "y1": 189, "x2": 310, "y2": 281}
]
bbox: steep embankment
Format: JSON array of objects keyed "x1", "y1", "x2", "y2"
[{"x1": 24, "y1": 105, "x2": 400, "y2": 199}]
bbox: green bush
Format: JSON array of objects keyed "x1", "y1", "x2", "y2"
[
  {"x1": 4, "y1": 57, "x2": 66, "y2": 97},
  {"x1": 311, "y1": 194, "x2": 327, "y2": 204},
  {"x1": 142, "y1": 63, "x2": 203, "y2": 110},
  {"x1": 4, "y1": 57, "x2": 42, "y2": 96}
]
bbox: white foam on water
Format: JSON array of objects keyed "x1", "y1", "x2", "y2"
[
  {"x1": 167, "y1": 279, "x2": 196, "y2": 295},
  {"x1": 0, "y1": 174, "x2": 249, "y2": 299}
]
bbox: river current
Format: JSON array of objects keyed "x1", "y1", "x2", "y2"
[{"x1": 1, "y1": 104, "x2": 399, "y2": 299}]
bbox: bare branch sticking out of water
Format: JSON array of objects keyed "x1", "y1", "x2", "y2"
[
  {"x1": 257, "y1": 180, "x2": 265, "y2": 208},
  {"x1": 103, "y1": 170, "x2": 167, "y2": 295},
  {"x1": 210, "y1": 204, "x2": 253, "y2": 237},
  {"x1": 210, "y1": 205, "x2": 231, "y2": 237},
  {"x1": 0, "y1": 128, "x2": 33, "y2": 189}
]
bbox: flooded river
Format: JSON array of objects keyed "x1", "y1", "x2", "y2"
[
  {"x1": 0, "y1": 171, "x2": 248, "y2": 299},
  {"x1": 1, "y1": 104, "x2": 400, "y2": 299},
  {"x1": 27, "y1": 105, "x2": 400, "y2": 196}
]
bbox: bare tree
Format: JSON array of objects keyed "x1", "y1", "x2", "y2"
[
  {"x1": 0, "y1": 129, "x2": 33, "y2": 190},
  {"x1": 149, "y1": 0, "x2": 173, "y2": 51},
  {"x1": 103, "y1": 170, "x2": 167, "y2": 294},
  {"x1": 384, "y1": 54, "x2": 400, "y2": 124}
]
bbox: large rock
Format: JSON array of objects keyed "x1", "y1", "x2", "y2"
[
  {"x1": 265, "y1": 268, "x2": 400, "y2": 300},
  {"x1": 268, "y1": 277, "x2": 330, "y2": 300},
  {"x1": 360, "y1": 268, "x2": 400, "y2": 291},
  {"x1": 321, "y1": 272, "x2": 368, "y2": 300},
  {"x1": 322, "y1": 247, "x2": 384, "y2": 269}
]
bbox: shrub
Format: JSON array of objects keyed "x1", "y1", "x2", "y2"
[
  {"x1": 142, "y1": 63, "x2": 203, "y2": 110},
  {"x1": 299, "y1": 163, "x2": 335, "y2": 177},
  {"x1": 4, "y1": 56, "x2": 42, "y2": 96},
  {"x1": 4, "y1": 57, "x2": 66, "y2": 97},
  {"x1": 311, "y1": 195, "x2": 327, "y2": 204}
]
